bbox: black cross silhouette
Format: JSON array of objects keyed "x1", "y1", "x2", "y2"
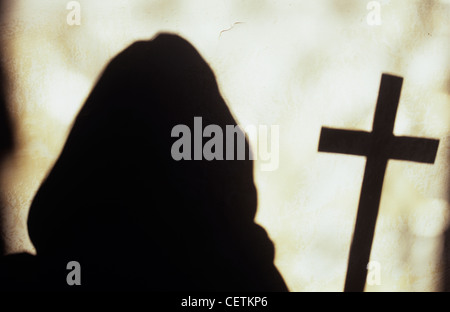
[{"x1": 318, "y1": 74, "x2": 440, "y2": 292}]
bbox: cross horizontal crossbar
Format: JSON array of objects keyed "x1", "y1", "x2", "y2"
[{"x1": 319, "y1": 128, "x2": 439, "y2": 164}]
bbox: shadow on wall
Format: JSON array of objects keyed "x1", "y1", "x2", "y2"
[
  {"x1": 1, "y1": 33, "x2": 288, "y2": 291},
  {"x1": 0, "y1": 0, "x2": 15, "y2": 255}
]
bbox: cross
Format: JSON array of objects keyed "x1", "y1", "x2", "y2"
[{"x1": 318, "y1": 74, "x2": 440, "y2": 292}]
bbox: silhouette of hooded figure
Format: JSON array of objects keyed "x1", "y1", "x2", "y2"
[{"x1": 25, "y1": 34, "x2": 287, "y2": 291}]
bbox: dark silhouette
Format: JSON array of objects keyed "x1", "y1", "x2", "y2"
[
  {"x1": 319, "y1": 74, "x2": 439, "y2": 292},
  {"x1": 2, "y1": 34, "x2": 287, "y2": 291},
  {"x1": 0, "y1": 0, "x2": 28, "y2": 290}
]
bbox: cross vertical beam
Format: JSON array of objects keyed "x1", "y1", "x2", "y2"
[{"x1": 318, "y1": 74, "x2": 440, "y2": 292}]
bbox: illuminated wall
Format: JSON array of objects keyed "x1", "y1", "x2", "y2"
[{"x1": 0, "y1": 0, "x2": 449, "y2": 291}]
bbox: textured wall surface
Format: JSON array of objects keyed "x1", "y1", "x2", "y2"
[{"x1": 0, "y1": 0, "x2": 449, "y2": 291}]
